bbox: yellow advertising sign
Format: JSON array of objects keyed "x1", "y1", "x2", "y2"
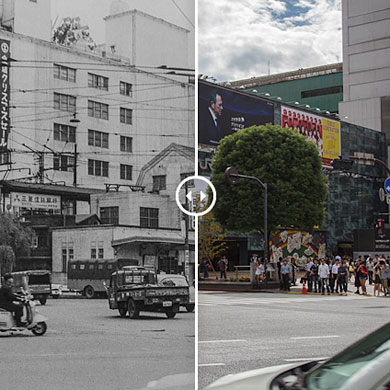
[{"x1": 322, "y1": 118, "x2": 341, "y2": 165}]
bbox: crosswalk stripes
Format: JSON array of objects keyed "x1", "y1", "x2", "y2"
[{"x1": 198, "y1": 293, "x2": 367, "y2": 307}]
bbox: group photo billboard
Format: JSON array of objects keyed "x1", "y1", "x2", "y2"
[
  {"x1": 198, "y1": 81, "x2": 274, "y2": 146},
  {"x1": 281, "y1": 105, "x2": 341, "y2": 167}
]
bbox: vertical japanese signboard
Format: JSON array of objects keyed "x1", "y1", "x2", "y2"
[{"x1": 0, "y1": 39, "x2": 10, "y2": 149}]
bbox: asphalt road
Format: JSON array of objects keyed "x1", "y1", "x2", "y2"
[
  {"x1": 198, "y1": 291, "x2": 390, "y2": 389},
  {"x1": 0, "y1": 298, "x2": 195, "y2": 390}
]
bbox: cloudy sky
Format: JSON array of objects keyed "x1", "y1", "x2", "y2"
[{"x1": 198, "y1": 0, "x2": 342, "y2": 82}]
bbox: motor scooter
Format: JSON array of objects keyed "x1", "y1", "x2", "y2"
[{"x1": 0, "y1": 291, "x2": 48, "y2": 336}]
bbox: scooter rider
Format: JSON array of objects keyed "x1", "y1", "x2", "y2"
[{"x1": 0, "y1": 274, "x2": 25, "y2": 326}]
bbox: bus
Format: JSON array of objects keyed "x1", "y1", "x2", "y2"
[{"x1": 67, "y1": 258, "x2": 139, "y2": 298}]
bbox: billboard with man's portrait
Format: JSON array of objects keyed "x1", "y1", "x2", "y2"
[{"x1": 198, "y1": 81, "x2": 274, "y2": 146}]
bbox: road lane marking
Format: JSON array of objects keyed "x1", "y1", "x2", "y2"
[
  {"x1": 291, "y1": 335, "x2": 340, "y2": 340},
  {"x1": 284, "y1": 357, "x2": 329, "y2": 362},
  {"x1": 199, "y1": 339, "x2": 246, "y2": 344},
  {"x1": 199, "y1": 363, "x2": 226, "y2": 367}
]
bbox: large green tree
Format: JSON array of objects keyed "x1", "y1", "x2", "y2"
[{"x1": 211, "y1": 124, "x2": 327, "y2": 233}]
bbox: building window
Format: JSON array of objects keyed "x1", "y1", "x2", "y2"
[
  {"x1": 100, "y1": 206, "x2": 119, "y2": 225},
  {"x1": 53, "y1": 64, "x2": 76, "y2": 82},
  {"x1": 120, "y1": 107, "x2": 132, "y2": 124},
  {"x1": 120, "y1": 81, "x2": 132, "y2": 96},
  {"x1": 53, "y1": 155, "x2": 74, "y2": 172},
  {"x1": 301, "y1": 85, "x2": 343, "y2": 99},
  {"x1": 88, "y1": 129, "x2": 109, "y2": 148},
  {"x1": 98, "y1": 248, "x2": 104, "y2": 259},
  {"x1": 91, "y1": 248, "x2": 97, "y2": 259},
  {"x1": 88, "y1": 100, "x2": 109, "y2": 120},
  {"x1": 88, "y1": 73, "x2": 108, "y2": 90},
  {"x1": 120, "y1": 136, "x2": 132, "y2": 152},
  {"x1": 153, "y1": 175, "x2": 166, "y2": 191},
  {"x1": 0, "y1": 150, "x2": 11, "y2": 165},
  {"x1": 120, "y1": 164, "x2": 133, "y2": 180},
  {"x1": 54, "y1": 123, "x2": 76, "y2": 143},
  {"x1": 140, "y1": 207, "x2": 159, "y2": 228},
  {"x1": 54, "y1": 93, "x2": 76, "y2": 113},
  {"x1": 180, "y1": 172, "x2": 195, "y2": 187},
  {"x1": 88, "y1": 159, "x2": 109, "y2": 177}
]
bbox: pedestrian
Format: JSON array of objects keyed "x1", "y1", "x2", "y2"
[
  {"x1": 306, "y1": 257, "x2": 314, "y2": 292},
  {"x1": 318, "y1": 258, "x2": 330, "y2": 295},
  {"x1": 280, "y1": 259, "x2": 291, "y2": 292},
  {"x1": 217, "y1": 255, "x2": 228, "y2": 280},
  {"x1": 348, "y1": 261, "x2": 355, "y2": 283},
  {"x1": 331, "y1": 259, "x2": 340, "y2": 293},
  {"x1": 358, "y1": 260, "x2": 369, "y2": 295},
  {"x1": 354, "y1": 259, "x2": 361, "y2": 294},
  {"x1": 381, "y1": 260, "x2": 390, "y2": 296},
  {"x1": 373, "y1": 261, "x2": 382, "y2": 297},
  {"x1": 255, "y1": 260, "x2": 264, "y2": 287},
  {"x1": 367, "y1": 257, "x2": 374, "y2": 285},
  {"x1": 338, "y1": 260, "x2": 348, "y2": 295},
  {"x1": 311, "y1": 258, "x2": 319, "y2": 293},
  {"x1": 200, "y1": 259, "x2": 209, "y2": 279},
  {"x1": 277, "y1": 257, "x2": 282, "y2": 281}
]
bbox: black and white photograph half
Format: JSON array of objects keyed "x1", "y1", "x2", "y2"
[{"x1": 0, "y1": 1, "x2": 195, "y2": 389}]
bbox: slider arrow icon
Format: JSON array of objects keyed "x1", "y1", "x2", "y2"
[
  {"x1": 186, "y1": 191, "x2": 192, "y2": 202},
  {"x1": 200, "y1": 191, "x2": 206, "y2": 201}
]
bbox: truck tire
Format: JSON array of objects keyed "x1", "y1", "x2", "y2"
[
  {"x1": 166, "y1": 303, "x2": 179, "y2": 318},
  {"x1": 128, "y1": 299, "x2": 140, "y2": 319},
  {"x1": 84, "y1": 285, "x2": 95, "y2": 299},
  {"x1": 118, "y1": 304, "x2": 127, "y2": 317},
  {"x1": 39, "y1": 296, "x2": 47, "y2": 305}
]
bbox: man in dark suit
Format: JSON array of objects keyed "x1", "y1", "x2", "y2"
[
  {"x1": 199, "y1": 90, "x2": 224, "y2": 145},
  {"x1": 0, "y1": 274, "x2": 24, "y2": 326}
]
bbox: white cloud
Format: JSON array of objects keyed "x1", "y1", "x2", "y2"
[{"x1": 198, "y1": 0, "x2": 342, "y2": 82}]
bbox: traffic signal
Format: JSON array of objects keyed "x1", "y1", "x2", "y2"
[
  {"x1": 331, "y1": 158, "x2": 354, "y2": 171},
  {"x1": 376, "y1": 219, "x2": 386, "y2": 239}
]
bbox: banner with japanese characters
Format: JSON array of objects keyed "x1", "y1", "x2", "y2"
[
  {"x1": 0, "y1": 39, "x2": 10, "y2": 149},
  {"x1": 281, "y1": 105, "x2": 341, "y2": 167},
  {"x1": 11, "y1": 192, "x2": 61, "y2": 210}
]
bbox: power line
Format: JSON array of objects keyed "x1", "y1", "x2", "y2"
[{"x1": 171, "y1": 0, "x2": 195, "y2": 28}]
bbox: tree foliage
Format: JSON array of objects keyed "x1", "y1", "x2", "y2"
[
  {"x1": 198, "y1": 202, "x2": 227, "y2": 269},
  {"x1": 0, "y1": 245, "x2": 15, "y2": 275},
  {"x1": 211, "y1": 124, "x2": 327, "y2": 233},
  {"x1": 0, "y1": 213, "x2": 32, "y2": 257},
  {"x1": 52, "y1": 17, "x2": 96, "y2": 50}
]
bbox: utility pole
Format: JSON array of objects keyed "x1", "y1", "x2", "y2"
[
  {"x1": 73, "y1": 143, "x2": 77, "y2": 187},
  {"x1": 184, "y1": 181, "x2": 190, "y2": 279}
]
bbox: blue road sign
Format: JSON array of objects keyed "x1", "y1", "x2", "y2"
[{"x1": 385, "y1": 177, "x2": 390, "y2": 195}]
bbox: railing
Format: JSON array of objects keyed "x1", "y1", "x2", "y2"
[{"x1": 233, "y1": 265, "x2": 251, "y2": 278}]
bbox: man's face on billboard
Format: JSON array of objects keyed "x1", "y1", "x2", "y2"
[{"x1": 211, "y1": 94, "x2": 223, "y2": 117}]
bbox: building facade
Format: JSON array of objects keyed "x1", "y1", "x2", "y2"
[{"x1": 0, "y1": 0, "x2": 194, "y2": 193}]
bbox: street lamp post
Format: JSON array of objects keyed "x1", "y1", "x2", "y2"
[{"x1": 224, "y1": 167, "x2": 268, "y2": 288}]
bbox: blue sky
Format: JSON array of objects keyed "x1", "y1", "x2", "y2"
[{"x1": 198, "y1": 0, "x2": 342, "y2": 82}]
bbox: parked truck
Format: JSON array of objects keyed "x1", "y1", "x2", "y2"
[{"x1": 104, "y1": 266, "x2": 189, "y2": 319}]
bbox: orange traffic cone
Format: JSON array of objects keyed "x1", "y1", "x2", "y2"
[{"x1": 302, "y1": 280, "x2": 308, "y2": 295}]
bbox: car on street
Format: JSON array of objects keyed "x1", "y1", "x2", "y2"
[
  {"x1": 157, "y1": 274, "x2": 195, "y2": 312},
  {"x1": 205, "y1": 322, "x2": 390, "y2": 390}
]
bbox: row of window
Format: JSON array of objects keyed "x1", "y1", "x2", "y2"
[
  {"x1": 54, "y1": 64, "x2": 133, "y2": 96},
  {"x1": 53, "y1": 93, "x2": 133, "y2": 124},
  {"x1": 100, "y1": 206, "x2": 159, "y2": 228},
  {"x1": 54, "y1": 123, "x2": 133, "y2": 152}
]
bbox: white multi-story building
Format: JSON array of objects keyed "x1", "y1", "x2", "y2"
[
  {"x1": 339, "y1": 0, "x2": 390, "y2": 139},
  {"x1": 0, "y1": 0, "x2": 194, "y2": 194}
]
